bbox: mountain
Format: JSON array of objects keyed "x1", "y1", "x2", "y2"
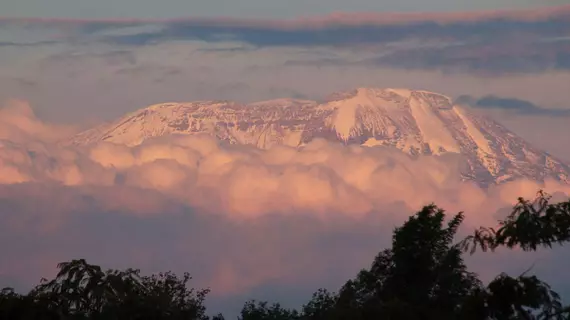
[{"x1": 69, "y1": 88, "x2": 570, "y2": 187}]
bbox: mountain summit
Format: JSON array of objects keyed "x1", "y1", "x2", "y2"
[{"x1": 70, "y1": 88, "x2": 570, "y2": 186}]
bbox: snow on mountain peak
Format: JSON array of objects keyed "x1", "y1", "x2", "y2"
[{"x1": 69, "y1": 87, "x2": 570, "y2": 186}]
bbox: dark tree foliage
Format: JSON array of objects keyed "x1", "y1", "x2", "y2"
[
  {"x1": 241, "y1": 196, "x2": 570, "y2": 320},
  {"x1": 239, "y1": 300, "x2": 300, "y2": 320},
  {"x1": 132, "y1": 271, "x2": 210, "y2": 320},
  {"x1": 328, "y1": 205, "x2": 482, "y2": 320},
  {"x1": 462, "y1": 191, "x2": 570, "y2": 253},
  {"x1": 300, "y1": 289, "x2": 337, "y2": 320},
  {"x1": 0, "y1": 259, "x2": 212, "y2": 320},
  {"x1": 0, "y1": 287, "x2": 58, "y2": 320},
  {"x1": 2, "y1": 191, "x2": 570, "y2": 320},
  {"x1": 458, "y1": 191, "x2": 570, "y2": 320}
]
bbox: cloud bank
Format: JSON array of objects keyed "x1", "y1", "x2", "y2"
[
  {"x1": 2, "y1": 5, "x2": 570, "y2": 75},
  {"x1": 456, "y1": 95, "x2": 570, "y2": 116},
  {"x1": 2, "y1": 100, "x2": 570, "y2": 315}
]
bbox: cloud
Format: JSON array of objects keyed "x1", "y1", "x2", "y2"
[
  {"x1": 92, "y1": 8, "x2": 570, "y2": 50},
  {"x1": 0, "y1": 99, "x2": 78, "y2": 143},
  {"x1": 0, "y1": 41, "x2": 58, "y2": 47},
  {"x1": 1, "y1": 99, "x2": 570, "y2": 317},
  {"x1": 456, "y1": 95, "x2": 570, "y2": 116},
  {"x1": 2, "y1": 6, "x2": 570, "y2": 75},
  {"x1": 42, "y1": 50, "x2": 137, "y2": 68},
  {"x1": 359, "y1": 40, "x2": 570, "y2": 75}
]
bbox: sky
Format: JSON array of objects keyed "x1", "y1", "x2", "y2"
[
  {"x1": 2, "y1": 0, "x2": 569, "y2": 19},
  {"x1": 2, "y1": 2, "x2": 570, "y2": 317}
]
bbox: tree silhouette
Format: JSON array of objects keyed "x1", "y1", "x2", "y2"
[
  {"x1": 459, "y1": 191, "x2": 570, "y2": 319},
  {"x1": 462, "y1": 191, "x2": 570, "y2": 253},
  {"x1": 300, "y1": 289, "x2": 337, "y2": 320},
  {"x1": 1, "y1": 259, "x2": 212, "y2": 320},
  {"x1": 329, "y1": 205, "x2": 481, "y2": 320},
  {"x1": 238, "y1": 197, "x2": 570, "y2": 320},
  {"x1": 239, "y1": 300, "x2": 300, "y2": 320},
  {"x1": 131, "y1": 271, "x2": 210, "y2": 320},
  {"x1": 2, "y1": 192, "x2": 570, "y2": 319},
  {"x1": 0, "y1": 287, "x2": 58, "y2": 320}
]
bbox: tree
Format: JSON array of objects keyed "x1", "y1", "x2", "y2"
[
  {"x1": 1, "y1": 259, "x2": 213, "y2": 320},
  {"x1": 3, "y1": 191, "x2": 570, "y2": 319},
  {"x1": 129, "y1": 271, "x2": 211, "y2": 320},
  {"x1": 237, "y1": 205, "x2": 482, "y2": 320},
  {"x1": 27, "y1": 259, "x2": 144, "y2": 319},
  {"x1": 300, "y1": 289, "x2": 337, "y2": 320},
  {"x1": 460, "y1": 191, "x2": 570, "y2": 319},
  {"x1": 239, "y1": 300, "x2": 300, "y2": 320},
  {"x1": 331, "y1": 205, "x2": 481, "y2": 320},
  {"x1": 242, "y1": 195, "x2": 570, "y2": 320},
  {"x1": 462, "y1": 190, "x2": 570, "y2": 253},
  {"x1": 0, "y1": 287, "x2": 59, "y2": 320}
]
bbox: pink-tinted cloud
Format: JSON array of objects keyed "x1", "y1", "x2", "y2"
[
  {"x1": 2, "y1": 4, "x2": 568, "y2": 28},
  {"x1": 0, "y1": 99, "x2": 78, "y2": 143}
]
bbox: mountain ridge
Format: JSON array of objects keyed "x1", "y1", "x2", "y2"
[{"x1": 68, "y1": 87, "x2": 570, "y2": 187}]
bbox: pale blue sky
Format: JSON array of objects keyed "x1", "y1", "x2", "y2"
[{"x1": 1, "y1": 0, "x2": 568, "y2": 19}]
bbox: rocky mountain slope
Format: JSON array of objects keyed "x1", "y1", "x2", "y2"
[{"x1": 69, "y1": 88, "x2": 570, "y2": 186}]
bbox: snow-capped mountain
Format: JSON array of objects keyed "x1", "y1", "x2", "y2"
[{"x1": 69, "y1": 88, "x2": 570, "y2": 186}]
